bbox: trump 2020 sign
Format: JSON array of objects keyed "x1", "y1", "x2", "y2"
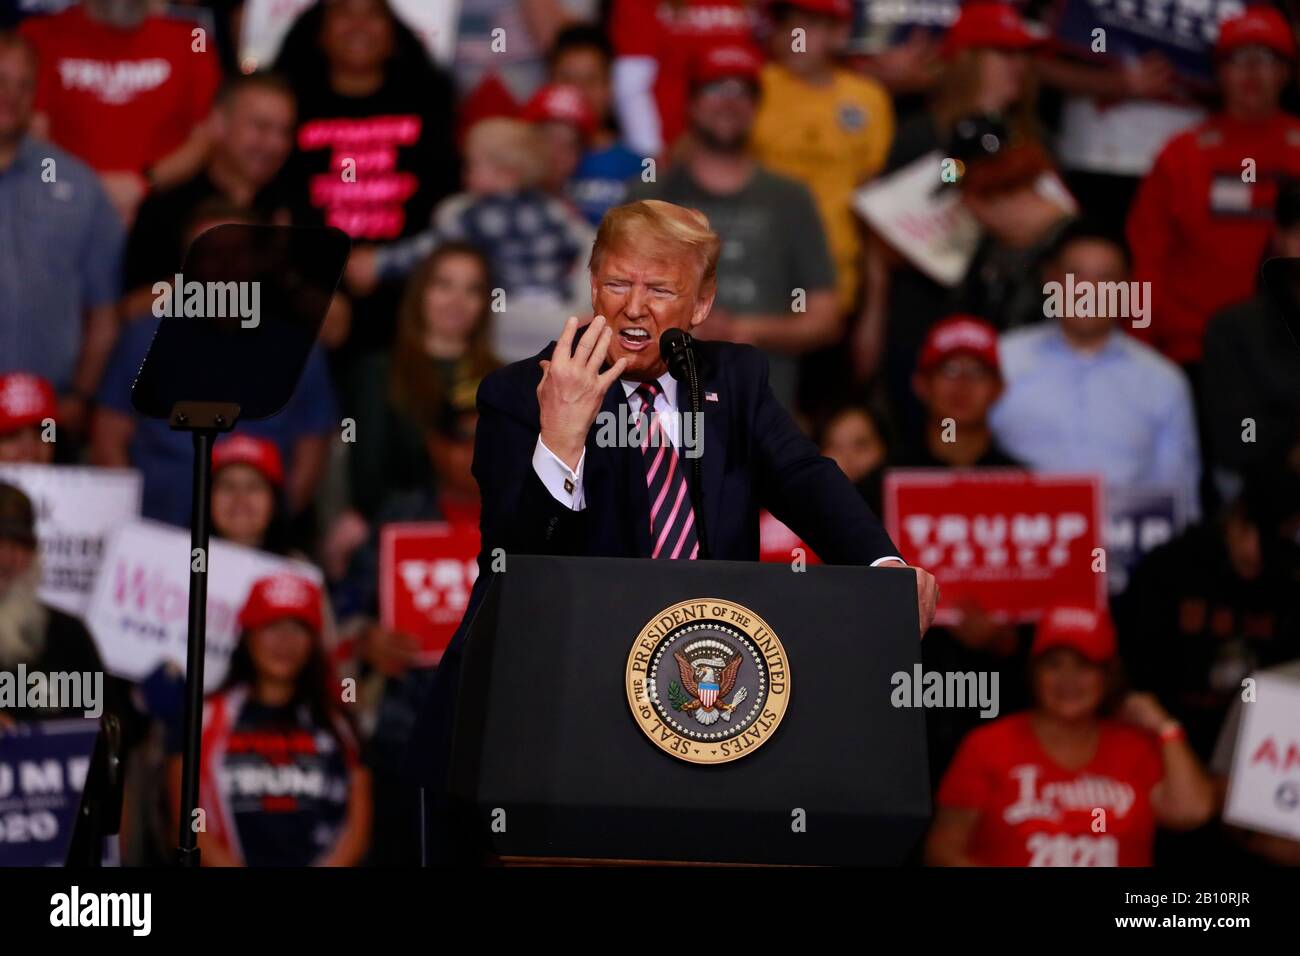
[{"x1": 884, "y1": 470, "x2": 1106, "y2": 625}]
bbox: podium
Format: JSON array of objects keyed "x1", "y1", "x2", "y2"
[{"x1": 447, "y1": 556, "x2": 931, "y2": 865}]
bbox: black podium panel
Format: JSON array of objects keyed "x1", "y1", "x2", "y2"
[{"x1": 449, "y1": 556, "x2": 930, "y2": 865}]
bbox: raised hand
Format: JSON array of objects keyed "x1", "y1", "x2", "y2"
[{"x1": 538, "y1": 315, "x2": 628, "y2": 470}]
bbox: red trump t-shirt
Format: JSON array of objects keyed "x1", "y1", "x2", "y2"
[
  {"x1": 20, "y1": 7, "x2": 221, "y2": 173},
  {"x1": 936, "y1": 712, "x2": 1164, "y2": 866},
  {"x1": 609, "y1": 0, "x2": 753, "y2": 149}
]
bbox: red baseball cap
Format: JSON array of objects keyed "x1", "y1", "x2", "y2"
[
  {"x1": 771, "y1": 0, "x2": 852, "y2": 19},
  {"x1": 691, "y1": 44, "x2": 765, "y2": 90},
  {"x1": 1032, "y1": 606, "x2": 1117, "y2": 663},
  {"x1": 941, "y1": 2, "x2": 1045, "y2": 59},
  {"x1": 0, "y1": 372, "x2": 57, "y2": 436},
  {"x1": 238, "y1": 573, "x2": 323, "y2": 634},
  {"x1": 211, "y1": 434, "x2": 284, "y2": 488},
  {"x1": 917, "y1": 315, "x2": 1001, "y2": 375},
  {"x1": 518, "y1": 83, "x2": 597, "y2": 138},
  {"x1": 1214, "y1": 7, "x2": 1296, "y2": 60}
]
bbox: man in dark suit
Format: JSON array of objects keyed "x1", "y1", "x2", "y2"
[{"x1": 410, "y1": 199, "x2": 938, "y2": 859}]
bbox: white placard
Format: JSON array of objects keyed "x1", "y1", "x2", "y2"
[
  {"x1": 239, "y1": 0, "x2": 461, "y2": 72},
  {"x1": 1224, "y1": 673, "x2": 1300, "y2": 841},
  {"x1": 0, "y1": 464, "x2": 142, "y2": 617},
  {"x1": 83, "y1": 519, "x2": 323, "y2": 692},
  {"x1": 853, "y1": 151, "x2": 981, "y2": 287}
]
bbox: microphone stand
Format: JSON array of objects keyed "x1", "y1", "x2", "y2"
[{"x1": 682, "y1": 347, "x2": 711, "y2": 559}]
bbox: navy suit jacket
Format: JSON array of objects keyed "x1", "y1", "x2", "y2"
[{"x1": 407, "y1": 336, "x2": 899, "y2": 832}]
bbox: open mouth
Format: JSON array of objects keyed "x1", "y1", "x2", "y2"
[{"x1": 617, "y1": 326, "x2": 652, "y2": 351}]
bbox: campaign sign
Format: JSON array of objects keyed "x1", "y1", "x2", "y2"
[
  {"x1": 1051, "y1": 0, "x2": 1249, "y2": 85},
  {"x1": 380, "y1": 522, "x2": 480, "y2": 664},
  {"x1": 1103, "y1": 484, "x2": 1185, "y2": 595},
  {"x1": 848, "y1": 0, "x2": 960, "y2": 53},
  {"x1": 853, "y1": 150, "x2": 983, "y2": 287},
  {"x1": 1224, "y1": 673, "x2": 1300, "y2": 841},
  {"x1": 0, "y1": 464, "x2": 142, "y2": 618},
  {"x1": 758, "y1": 510, "x2": 822, "y2": 565},
  {"x1": 0, "y1": 718, "x2": 99, "y2": 866},
  {"x1": 240, "y1": 0, "x2": 460, "y2": 71},
  {"x1": 83, "y1": 520, "x2": 324, "y2": 692},
  {"x1": 883, "y1": 470, "x2": 1105, "y2": 624}
]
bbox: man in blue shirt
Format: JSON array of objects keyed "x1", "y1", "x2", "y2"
[
  {"x1": 90, "y1": 311, "x2": 339, "y2": 529},
  {"x1": 0, "y1": 32, "x2": 123, "y2": 435},
  {"x1": 990, "y1": 225, "x2": 1202, "y2": 522}
]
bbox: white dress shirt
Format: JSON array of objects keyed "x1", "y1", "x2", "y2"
[{"x1": 531, "y1": 373, "x2": 903, "y2": 565}]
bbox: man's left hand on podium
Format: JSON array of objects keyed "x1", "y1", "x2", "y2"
[{"x1": 876, "y1": 560, "x2": 939, "y2": 637}]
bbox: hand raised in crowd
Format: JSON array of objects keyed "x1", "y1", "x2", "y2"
[
  {"x1": 1116, "y1": 691, "x2": 1174, "y2": 734},
  {"x1": 98, "y1": 170, "x2": 148, "y2": 226},
  {"x1": 359, "y1": 624, "x2": 420, "y2": 678},
  {"x1": 537, "y1": 315, "x2": 627, "y2": 471},
  {"x1": 56, "y1": 393, "x2": 88, "y2": 434},
  {"x1": 950, "y1": 598, "x2": 1013, "y2": 654},
  {"x1": 860, "y1": 29, "x2": 941, "y2": 94},
  {"x1": 1119, "y1": 52, "x2": 1177, "y2": 100},
  {"x1": 344, "y1": 247, "x2": 381, "y2": 297}
]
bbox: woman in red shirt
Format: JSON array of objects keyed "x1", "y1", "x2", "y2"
[{"x1": 927, "y1": 605, "x2": 1215, "y2": 866}]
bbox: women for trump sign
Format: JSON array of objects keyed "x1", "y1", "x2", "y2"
[{"x1": 883, "y1": 470, "x2": 1106, "y2": 624}]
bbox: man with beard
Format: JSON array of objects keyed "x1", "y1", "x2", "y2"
[
  {"x1": 0, "y1": 482, "x2": 112, "y2": 726},
  {"x1": 629, "y1": 44, "x2": 839, "y2": 412}
]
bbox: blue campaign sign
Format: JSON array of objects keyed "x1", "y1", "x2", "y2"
[
  {"x1": 849, "y1": 0, "x2": 961, "y2": 53},
  {"x1": 0, "y1": 719, "x2": 100, "y2": 866},
  {"x1": 1103, "y1": 485, "x2": 1186, "y2": 595},
  {"x1": 1051, "y1": 0, "x2": 1252, "y2": 86}
]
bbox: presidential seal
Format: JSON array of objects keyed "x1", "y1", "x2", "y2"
[{"x1": 625, "y1": 599, "x2": 790, "y2": 765}]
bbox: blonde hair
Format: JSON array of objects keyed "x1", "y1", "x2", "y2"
[
  {"x1": 589, "y1": 200, "x2": 721, "y2": 287},
  {"x1": 465, "y1": 118, "x2": 546, "y2": 188}
]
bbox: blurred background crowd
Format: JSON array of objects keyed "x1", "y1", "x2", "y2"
[{"x1": 1, "y1": 0, "x2": 1299, "y2": 868}]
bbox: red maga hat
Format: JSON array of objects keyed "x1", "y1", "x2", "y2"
[
  {"x1": 238, "y1": 573, "x2": 323, "y2": 634},
  {"x1": 1214, "y1": 6, "x2": 1296, "y2": 60},
  {"x1": 691, "y1": 43, "x2": 765, "y2": 89},
  {"x1": 917, "y1": 315, "x2": 1001, "y2": 375},
  {"x1": 212, "y1": 434, "x2": 284, "y2": 487},
  {"x1": 940, "y1": 2, "x2": 1046, "y2": 59},
  {"x1": 518, "y1": 84, "x2": 598, "y2": 138},
  {"x1": 1032, "y1": 606, "x2": 1117, "y2": 663},
  {"x1": 0, "y1": 372, "x2": 57, "y2": 435}
]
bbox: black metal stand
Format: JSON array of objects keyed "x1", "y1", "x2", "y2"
[
  {"x1": 683, "y1": 349, "x2": 711, "y2": 560},
  {"x1": 170, "y1": 401, "x2": 238, "y2": 866}
]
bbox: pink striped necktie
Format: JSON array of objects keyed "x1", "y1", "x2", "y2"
[{"x1": 634, "y1": 382, "x2": 699, "y2": 560}]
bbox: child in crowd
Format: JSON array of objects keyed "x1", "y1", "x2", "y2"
[{"x1": 346, "y1": 118, "x2": 594, "y2": 359}]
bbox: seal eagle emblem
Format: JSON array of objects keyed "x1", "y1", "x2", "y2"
[{"x1": 625, "y1": 598, "x2": 790, "y2": 764}]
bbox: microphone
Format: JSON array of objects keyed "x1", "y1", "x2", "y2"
[
  {"x1": 659, "y1": 327, "x2": 694, "y2": 382},
  {"x1": 657, "y1": 328, "x2": 710, "y2": 559}
]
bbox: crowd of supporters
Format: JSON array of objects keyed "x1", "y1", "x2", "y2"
[{"x1": 1, "y1": 0, "x2": 1299, "y2": 867}]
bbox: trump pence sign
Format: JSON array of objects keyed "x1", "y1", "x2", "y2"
[{"x1": 884, "y1": 470, "x2": 1105, "y2": 625}]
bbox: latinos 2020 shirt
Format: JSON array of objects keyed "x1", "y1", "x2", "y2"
[
  {"x1": 936, "y1": 712, "x2": 1163, "y2": 866},
  {"x1": 193, "y1": 686, "x2": 358, "y2": 867}
]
